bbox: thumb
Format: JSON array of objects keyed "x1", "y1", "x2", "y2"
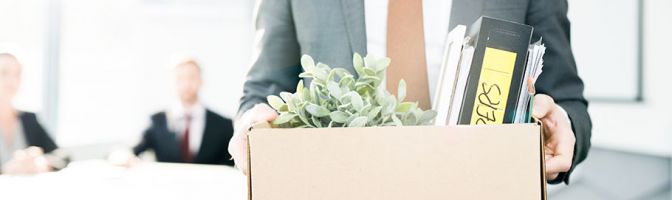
[
  {"x1": 234, "y1": 104, "x2": 278, "y2": 134},
  {"x1": 250, "y1": 104, "x2": 279, "y2": 125},
  {"x1": 532, "y1": 94, "x2": 555, "y2": 119},
  {"x1": 26, "y1": 146, "x2": 44, "y2": 157}
]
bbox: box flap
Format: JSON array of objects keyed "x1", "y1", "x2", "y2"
[
  {"x1": 247, "y1": 122, "x2": 273, "y2": 200},
  {"x1": 248, "y1": 124, "x2": 544, "y2": 200},
  {"x1": 536, "y1": 119, "x2": 548, "y2": 200}
]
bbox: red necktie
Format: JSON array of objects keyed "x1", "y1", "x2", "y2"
[{"x1": 180, "y1": 113, "x2": 193, "y2": 163}]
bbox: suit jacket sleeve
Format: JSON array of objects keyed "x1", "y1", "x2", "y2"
[
  {"x1": 220, "y1": 117, "x2": 236, "y2": 166},
  {"x1": 238, "y1": 0, "x2": 302, "y2": 116},
  {"x1": 22, "y1": 113, "x2": 58, "y2": 153},
  {"x1": 133, "y1": 120, "x2": 154, "y2": 155},
  {"x1": 525, "y1": 0, "x2": 592, "y2": 184},
  {"x1": 21, "y1": 112, "x2": 70, "y2": 170}
]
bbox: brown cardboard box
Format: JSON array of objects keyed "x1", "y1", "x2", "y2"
[{"x1": 247, "y1": 123, "x2": 546, "y2": 200}]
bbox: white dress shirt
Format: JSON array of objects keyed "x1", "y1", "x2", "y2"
[
  {"x1": 0, "y1": 122, "x2": 27, "y2": 166},
  {"x1": 167, "y1": 102, "x2": 206, "y2": 154},
  {"x1": 365, "y1": 0, "x2": 453, "y2": 103}
]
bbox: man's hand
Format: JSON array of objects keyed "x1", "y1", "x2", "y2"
[
  {"x1": 107, "y1": 149, "x2": 140, "y2": 168},
  {"x1": 532, "y1": 94, "x2": 576, "y2": 181},
  {"x1": 228, "y1": 104, "x2": 278, "y2": 175},
  {"x1": 2, "y1": 146, "x2": 51, "y2": 175}
]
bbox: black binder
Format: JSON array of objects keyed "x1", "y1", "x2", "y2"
[{"x1": 457, "y1": 16, "x2": 533, "y2": 125}]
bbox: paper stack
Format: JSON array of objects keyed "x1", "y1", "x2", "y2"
[{"x1": 432, "y1": 16, "x2": 546, "y2": 125}]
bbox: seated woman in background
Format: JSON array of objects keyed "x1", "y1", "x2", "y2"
[{"x1": 0, "y1": 53, "x2": 69, "y2": 174}]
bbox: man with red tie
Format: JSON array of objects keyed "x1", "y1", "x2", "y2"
[
  {"x1": 230, "y1": 0, "x2": 591, "y2": 184},
  {"x1": 131, "y1": 58, "x2": 235, "y2": 166}
]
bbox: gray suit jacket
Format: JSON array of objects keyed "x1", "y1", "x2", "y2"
[{"x1": 239, "y1": 0, "x2": 591, "y2": 184}]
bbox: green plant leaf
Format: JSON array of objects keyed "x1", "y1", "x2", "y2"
[
  {"x1": 267, "y1": 95, "x2": 285, "y2": 111},
  {"x1": 353, "y1": 53, "x2": 365, "y2": 76},
  {"x1": 396, "y1": 102, "x2": 416, "y2": 113},
  {"x1": 419, "y1": 110, "x2": 437, "y2": 124},
  {"x1": 391, "y1": 114, "x2": 403, "y2": 126},
  {"x1": 375, "y1": 87, "x2": 387, "y2": 105},
  {"x1": 403, "y1": 113, "x2": 418, "y2": 126},
  {"x1": 360, "y1": 104, "x2": 371, "y2": 114},
  {"x1": 298, "y1": 72, "x2": 313, "y2": 78},
  {"x1": 332, "y1": 68, "x2": 350, "y2": 78},
  {"x1": 280, "y1": 92, "x2": 293, "y2": 102},
  {"x1": 314, "y1": 64, "x2": 329, "y2": 81},
  {"x1": 397, "y1": 79, "x2": 406, "y2": 102},
  {"x1": 301, "y1": 54, "x2": 315, "y2": 71},
  {"x1": 338, "y1": 103, "x2": 351, "y2": 110},
  {"x1": 309, "y1": 82, "x2": 318, "y2": 103},
  {"x1": 365, "y1": 57, "x2": 390, "y2": 73},
  {"x1": 329, "y1": 111, "x2": 349, "y2": 123},
  {"x1": 360, "y1": 75, "x2": 381, "y2": 83},
  {"x1": 362, "y1": 68, "x2": 376, "y2": 76},
  {"x1": 306, "y1": 103, "x2": 330, "y2": 117},
  {"x1": 381, "y1": 100, "x2": 396, "y2": 116},
  {"x1": 274, "y1": 113, "x2": 296, "y2": 124},
  {"x1": 348, "y1": 116, "x2": 368, "y2": 127},
  {"x1": 296, "y1": 110, "x2": 313, "y2": 127},
  {"x1": 296, "y1": 80, "x2": 305, "y2": 96},
  {"x1": 311, "y1": 116, "x2": 323, "y2": 128},
  {"x1": 350, "y1": 92, "x2": 364, "y2": 110},
  {"x1": 278, "y1": 104, "x2": 288, "y2": 112},
  {"x1": 376, "y1": 57, "x2": 391, "y2": 72},
  {"x1": 364, "y1": 55, "x2": 377, "y2": 69},
  {"x1": 327, "y1": 81, "x2": 342, "y2": 98},
  {"x1": 367, "y1": 106, "x2": 382, "y2": 120}
]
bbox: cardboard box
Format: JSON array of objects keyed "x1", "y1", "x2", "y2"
[{"x1": 247, "y1": 123, "x2": 546, "y2": 200}]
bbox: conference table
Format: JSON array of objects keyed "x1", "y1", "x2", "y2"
[{"x1": 0, "y1": 160, "x2": 248, "y2": 200}]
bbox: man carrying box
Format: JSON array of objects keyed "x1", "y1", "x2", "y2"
[{"x1": 230, "y1": 0, "x2": 591, "y2": 185}]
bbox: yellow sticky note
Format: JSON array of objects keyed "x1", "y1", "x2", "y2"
[{"x1": 470, "y1": 47, "x2": 517, "y2": 125}]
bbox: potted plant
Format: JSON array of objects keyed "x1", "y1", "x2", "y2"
[{"x1": 267, "y1": 53, "x2": 436, "y2": 128}]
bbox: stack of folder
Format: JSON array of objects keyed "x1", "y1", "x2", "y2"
[{"x1": 432, "y1": 16, "x2": 546, "y2": 126}]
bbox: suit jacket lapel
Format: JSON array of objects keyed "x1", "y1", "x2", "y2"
[
  {"x1": 339, "y1": 0, "x2": 367, "y2": 56},
  {"x1": 156, "y1": 113, "x2": 183, "y2": 162},
  {"x1": 449, "y1": 0, "x2": 486, "y2": 30}
]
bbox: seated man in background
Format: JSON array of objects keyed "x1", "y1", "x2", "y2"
[
  {"x1": 0, "y1": 53, "x2": 69, "y2": 174},
  {"x1": 129, "y1": 58, "x2": 235, "y2": 166}
]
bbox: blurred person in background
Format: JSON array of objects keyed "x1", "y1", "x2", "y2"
[
  {"x1": 112, "y1": 58, "x2": 235, "y2": 166},
  {"x1": 0, "y1": 53, "x2": 69, "y2": 174}
]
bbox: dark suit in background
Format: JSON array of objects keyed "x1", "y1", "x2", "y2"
[
  {"x1": 19, "y1": 112, "x2": 58, "y2": 153},
  {"x1": 133, "y1": 109, "x2": 235, "y2": 166},
  {"x1": 0, "y1": 112, "x2": 70, "y2": 171}
]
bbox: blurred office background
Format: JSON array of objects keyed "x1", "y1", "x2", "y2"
[{"x1": 0, "y1": 0, "x2": 670, "y2": 199}]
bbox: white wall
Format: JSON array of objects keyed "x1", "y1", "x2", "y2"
[
  {"x1": 596, "y1": 0, "x2": 672, "y2": 156},
  {"x1": 568, "y1": 0, "x2": 640, "y2": 101},
  {"x1": 0, "y1": 0, "x2": 48, "y2": 113},
  {"x1": 571, "y1": 0, "x2": 672, "y2": 157},
  {"x1": 55, "y1": 0, "x2": 254, "y2": 146}
]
